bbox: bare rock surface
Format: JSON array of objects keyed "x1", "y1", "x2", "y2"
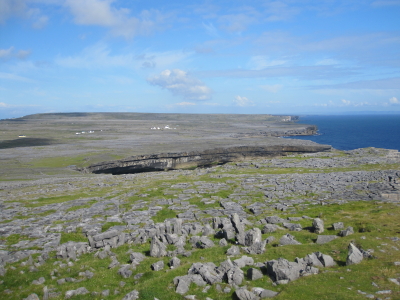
[{"x1": 1, "y1": 113, "x2": 400, "y2": 300}]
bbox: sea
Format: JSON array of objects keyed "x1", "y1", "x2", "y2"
[{"x1": 287, "y1": 115, "x2": 400, "y2": 151}]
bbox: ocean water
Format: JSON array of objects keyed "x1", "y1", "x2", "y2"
[{"x1": 287, "y1": 115, "x2": 400, "y2": 151}]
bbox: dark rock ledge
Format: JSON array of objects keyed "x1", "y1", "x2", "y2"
[{"x1": 82, "y1": 144, "x2": 331, "y2": 175}]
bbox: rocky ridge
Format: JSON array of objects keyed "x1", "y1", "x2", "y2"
[
  {"x1": 0, "y1": 147, "x2": 400, "y2": 299},
  {"x1": 83, "y1": 144, "x2": 332, "y2": 175}
]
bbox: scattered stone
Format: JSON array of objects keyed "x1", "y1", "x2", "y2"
[
  {"x1": 312, "y1": 218, "x2": 324, "y2": 234},
  {"x1": 333, "y1": 222, "x2": 344, "y2": 230},
  {"x1": 235, "y1": 288, "x2": 259, "y2": 300},
  {"x1": 150, "y1": 237, "x2": 167, "y2": 257},
  {"x1": 219, "y1": 238, "x2": 228, "y2": 247},
  {"x1": 197, "y1": 236, "x2": 215, "y2": 249},
  {"x1": 265, "y1": 216, "x2": 285, "y2": 224},
  {"x1": 0, "y1": 265, "x2": 6, "y2": 276},
  {"x1": 233, "y1": 256, "x2": 254, "y2": 268},
  {"x1": 32, "y1": 277, "x2": 45, "y2": 285},
  {"x1": 102, "y1": 289, "x2": 110, "y2": 297},
  {"x1": 226, "y1": 245, "x2": 240, "y2": 256},
  {"x1": 169, "y1": 257, "x2": 181, "y2": 269},
  {"x1": 266, "y1": 252, "x2": 333, "y2": 284},
  {"x1": 151, "y1": 261, "x2": 164, "y2": 271},
  {"x1": 316, "y1": 235, "x2": 337, "y2": 245},
  {"x1": 108, "y1": 256, "x2": 120, "y2": 269},
  {"x1": 261, "y1": 224, "x2": 279, "y2": 234},
  {"x1": 187, "y1": 262, "x2": 222, "y2": 285},
  {"x1": 346, "y1": 243, "x2": 363, "y2": 265},
  {"x1": 279, "y1": 234, "x2": 301, "y2": 246},
  {"x1": 376, "y1": 290, "x2": 391, "y2": 294},
  {"x1": 226, "y1": 266, "x2": 244, "y2": 285},
  {"x1": 65, "y1": 287, "x2": 89, "y2": 299},
  {"x1": 23, "y1": 294, "x2": 40, "y2": 300},
  {"x1": 118, "y1": 264, "x2": 133, "y2": 278},
  {"x1": 242, "y1": 240, "x2": 266, "y2": 255},
  {"x1": 175, "y1": 276, "x2": 192, "y2": 295},
  {"x1": 340, "y1": 226, "x2": 354, "y2": 237},
  {"x1": 283, "y1": 222, "x2": 302, "y2": 231},
  {"x1": 315, "y1": 252, "x2": 336, "y2": 267},
  {"x1": 122, "y1": 290, "x2": 139, "y2": 300},
  {"x1": 252, "y1": 287, "x2": 279, "y2": 298},
  {"x1": 244, "y1": 228, "x2": 262, "y2": 246},
  {"x1": 247, "y1": 268, "x2": 263, "y2": 280}
]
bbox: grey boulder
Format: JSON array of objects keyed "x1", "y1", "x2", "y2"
[
  {"x1": 279, "y1": 234, "x2": 301, "y2": 246},
  {"x1": 122, "y1": 290, "x2": 139, "y2": 300},
  {"x1": 312, "y1": 218, "x2": 324, "y2": 234},
  {"x1": 151, "y1": 260, "x2": 164, "y2": 271},
  {"x1": 247, "y1": 268, "x2": 263, "y2": 280},
  {"x1": 340, "y1": 226, "x2": 354, "y2": 237},
  {"x1": 316, "y1": 235, "x2": 337, "y2": 244},
  {"x1": 235, "y1": 288, "x2": 259, "y2": 300},
  {"x1": 346, "y1": 243, "x2": 363, "y2": 265},
  {"x1": 150, "y1": 237, "x2": 167, "y2": 257}
]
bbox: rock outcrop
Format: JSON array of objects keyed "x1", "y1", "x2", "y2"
[{"x1": 83, "y1": 145, "x2": 331, "y2": 175}]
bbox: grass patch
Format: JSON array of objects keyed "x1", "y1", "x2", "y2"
[
  {"x1": 60, "y1": 230, "x2": 88, "y2": 244},
  {"x1": 152, "y1": 207, "x2": 177, "y2": 223},
  {"x1": 102, "y1": 222, "x2": 125, "y2": 232},
  {"x1": 23, "y1": 192, "x2": 103, "y2": 208},
  {"x1": 65, "y1": 201, "x2": 96, "y2": 212}
]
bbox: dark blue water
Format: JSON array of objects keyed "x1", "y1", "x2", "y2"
[{"x1": 287, "y1": 115, "x2": 400, "y2": 151}]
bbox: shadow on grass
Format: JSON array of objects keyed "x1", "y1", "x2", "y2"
[{"x1": 0, "y1": 138, "x2": 57, "y2": 149}]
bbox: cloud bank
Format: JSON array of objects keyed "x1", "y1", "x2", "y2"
[{"x1": 147, "y1": 69, "x2": 212, "y2": 100}]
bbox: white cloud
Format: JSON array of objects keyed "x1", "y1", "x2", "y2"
[
  {"x1": 248, "y1": 56, "x2": 286, "y2": 70},
  {"x1": 261, "y1": 84, "x2": 283, "y2": 93},
  {"x1": 175, "y1": 102, "x2": 196, "y2": 106},
  {"x1": 264, "y1": 1, "x2": 301, "y2": 22},
  {"x1": 0, "y1": 47, "x2": 13, "y2": 59},
  {"x1": 0, "y1": 0, "x2": 49, "y2": 28},
  {"x1": 218, "y1": 13, "x2": 256, "y2": 33},
  {"x1": 316, "y1": 59, "x2": 339, "y2": 66},
  {"x1": 233, "y1": 95, "x2": 254, "y2": 107},
  {"x1": 64, "y1": 0, "x2": 168, "y2": 39},
  {"x1": 147, "y1": 69, "x2": 212, "y2": 101},
  {"x1": 314, "y1": 77, "x2": 400, "y2": 90},
  {"x1": 56, "y1": 43, "x2": 191, "y2": 70},
  {"x1": 202, "y1": 22, "x2": 219, "y2": 37},
  {"x1": 32, "y1": 14, "x2": 48, "y2": 29},
  {"x1": 255, "y1": 31, "x2": 400, "y2": 67},
  {"x1": 0, "y1": 47, "x2": 31, "y2": 60},
  {"x1": 0, "y1": 72, "x2": 34, "y2": 82},
  {"x1": 341, "y1": 99, "x2": 351, "y2": 105},
  {"x1": 389, "y1": 96, "x2": 399, "y2": 104},
  {"x1": 65, "y1": 0, "x2": 118, "y2": 26},
  {"x1": 0, "y1": 102, "x2": 11, "y2": 107},
  {"x1": 0, "y1": 0, "x2": 26, "y2": 24}
]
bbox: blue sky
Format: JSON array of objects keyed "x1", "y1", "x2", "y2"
[{"x1": 1, "y1": 0, "x2": 400, "y2": 118}]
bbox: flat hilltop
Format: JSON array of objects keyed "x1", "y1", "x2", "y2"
[{"x1": 0, "y1": 113, "x2": 321, "y2": 180}]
